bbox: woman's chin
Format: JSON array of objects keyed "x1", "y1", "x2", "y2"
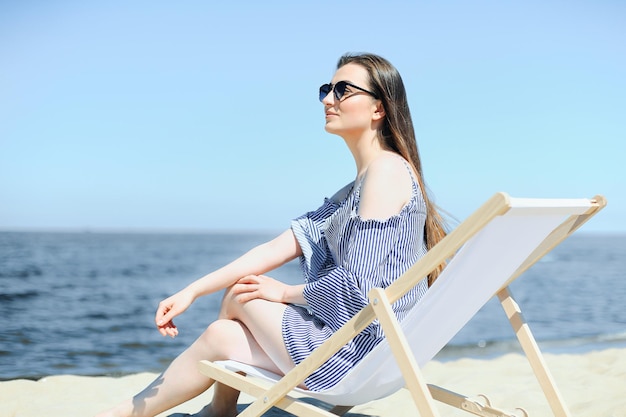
[{"x1": 324, "y1": 122, "x2": 340, "y2": 135}]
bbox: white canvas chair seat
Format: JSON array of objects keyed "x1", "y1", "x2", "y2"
[{"x1": 198, "y1": 192, "x2": 606, "y2": 417}]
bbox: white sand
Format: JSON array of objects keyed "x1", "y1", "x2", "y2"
[{"x1": 1, "y1": 348, "x2": 625, "y2": 417}]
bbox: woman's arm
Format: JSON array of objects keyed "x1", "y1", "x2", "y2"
[
  {"x1": 155, "y1": 228, "x2": 302, "y2": 336},
  {"x1": 187, "y1": 228, "x2": 302, "y2": 298}
]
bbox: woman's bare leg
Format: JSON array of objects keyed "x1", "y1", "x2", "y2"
[
  {"x1": 193, "y1": 287, "x2": 298, "y2": 416},
  {"x1": 218, "y1": 285, "x2": 296, "y2": 374},
  {"x1": 196, "y1": 288, "x2": 296, "y2": 417},
  {"x1": 95, "y1": 290, "x2": 291, "y2": 417}
]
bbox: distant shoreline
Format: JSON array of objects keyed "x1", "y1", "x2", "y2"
[
  {"x1": 2, "y1": 228, "x2": 625, "y2": 236},
  {"x1": 0, "y1": 227, "x2": 286, "y2": 235}
]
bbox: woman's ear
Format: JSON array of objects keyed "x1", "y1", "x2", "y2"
[{"x1": 372, "y1": 101, "x2": 386, "y2": 121}]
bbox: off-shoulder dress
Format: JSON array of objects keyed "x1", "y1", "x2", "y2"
[{"x1": 282, "y1": 168, "x2": 429, "y2": 391}]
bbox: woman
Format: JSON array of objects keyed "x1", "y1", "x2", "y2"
[{"x1": 96, "y1": 52, "x2": 447, "y2": 417}]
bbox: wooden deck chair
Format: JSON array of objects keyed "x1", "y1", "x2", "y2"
[{"x1": 198, "y1": 192, "x2": 606, "y2": 417}]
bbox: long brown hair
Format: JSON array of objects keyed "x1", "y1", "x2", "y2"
[{"x1": 337, "y1": 53, "x2": 447, "y2": 286}]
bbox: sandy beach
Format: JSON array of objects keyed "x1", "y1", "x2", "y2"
[{"x1": 1, "y1": 348, "x2": 625, "y2": 417}]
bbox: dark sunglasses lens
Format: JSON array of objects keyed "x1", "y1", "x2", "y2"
[
  {"x1": 333, "y1": 81, "x2": 347, "y2": 100},
  {"x1": 319, "y1": 84, "x2": 331, "y2": 101}
]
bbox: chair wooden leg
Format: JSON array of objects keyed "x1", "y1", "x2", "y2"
[
  {"x1": 369, "y1": 288, "x2": 441, "y2": 417},
  {"x1": 498, "y1": 287, "x2": 572, "y2": 417},
  {"x1": 370, "y1": 286, "x2": 530, "y2": 417}
]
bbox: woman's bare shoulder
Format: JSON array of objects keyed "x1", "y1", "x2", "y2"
[
  {"x1": 365, "y1": 152, "x2": 413, "y2": 190},
  {"x1": 359, "y1": 153, "x2": 413, "y2": 219}
]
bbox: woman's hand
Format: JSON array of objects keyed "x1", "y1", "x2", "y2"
[
  {"x1": 231, "y1": 274, "x2": 288, "y2": 303},
  {"x1": 155, "y1": 289, "x2": 195, "y2": 338}
]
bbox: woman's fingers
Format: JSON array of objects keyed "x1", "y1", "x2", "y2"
[
  {"x1": 156, "y1": 314, "x2": 178, "y2": 338},
  {"x1": 155, "y1": 299, "x2": 181, "y2": 338},
  {"x1": 159, "y1": 320, "x2": 179, "y2": 338},
  {"x1": 237, "y1": 275, "x2": 261, "y2": 285},
  {"x1": 154, "y1": 290, "x2": 194, "y2": 336},
  {"x1": 233, "y1": 274, "x2": 285, "y2": 303},
  {"x1": 234, "y1": 287, "x2": 260, "y2": 303},
  {"x1": 232, "y1": 275, "x2": 260, "y2": 294},
  {"x1": 155, "y1": 299, "x2": 173, "y2": 325},
  {"x1": 157, "y1": 306, "x2": 176, "y2": 326}
]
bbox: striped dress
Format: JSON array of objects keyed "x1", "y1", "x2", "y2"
[{"x1": 282, "y1": 166, "x2": 429, "y2": 391}]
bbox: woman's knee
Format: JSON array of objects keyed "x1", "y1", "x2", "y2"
[
  {"x1": 218, "y1": 285, "x2": 241, "y2": 320},
  {"x1": 198, "y1": 319, "x2": 243, "y2": 360}
]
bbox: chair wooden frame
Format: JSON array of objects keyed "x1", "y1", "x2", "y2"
[{"x1": 198, "y1": 192, "x2": 606, "y2": 417}]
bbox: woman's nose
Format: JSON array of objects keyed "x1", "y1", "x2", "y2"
[{"x1": 321, "y1": 89, "x2": 335, "y2": 106}]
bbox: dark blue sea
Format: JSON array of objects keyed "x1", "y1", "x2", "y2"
[{"x1": 1, "y1": 231, "x2": 625, "y2": 381}]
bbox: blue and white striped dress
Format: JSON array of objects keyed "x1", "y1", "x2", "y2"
[{"x1": 282, "y1": 167, "x2": 429, "y2": 391}]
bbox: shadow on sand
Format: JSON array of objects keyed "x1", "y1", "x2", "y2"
[{"x1": 167, "y1": 397, "x2": 374, "y2": 416}]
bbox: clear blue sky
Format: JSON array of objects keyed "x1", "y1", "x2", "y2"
[{"x1": 1, "y1": 1, "x2": 624, "y2": 234}]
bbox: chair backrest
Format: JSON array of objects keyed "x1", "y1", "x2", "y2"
[{"x1": 308, "y1": 196, "x2": 596, "y2": 405}]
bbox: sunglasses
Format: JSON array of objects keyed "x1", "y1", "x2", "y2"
[{"x1": 319, "y1": 81, "x2": 378, "y2": 102}]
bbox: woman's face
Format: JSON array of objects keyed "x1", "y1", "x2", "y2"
[{"x1": 321, "y1": 63, "x2": 381, "y2": 138}]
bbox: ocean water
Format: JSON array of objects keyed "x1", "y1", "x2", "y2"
[{"x1": 0, "y1": 231, "x2": 625, "y2": 380}]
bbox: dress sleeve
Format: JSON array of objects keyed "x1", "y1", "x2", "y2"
[
  {"x1": 302, "y1": 214, "x2": 427, "y2": 339},
  {"x1": 290, "y1": 198, "x2": 338, "y2": 282}
]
